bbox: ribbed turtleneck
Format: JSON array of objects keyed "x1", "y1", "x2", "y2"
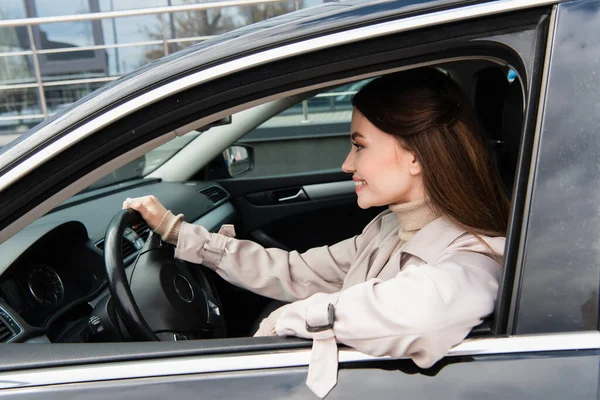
[{"x1": 388, "y1": 197, "x2": 442, "y2": 252}]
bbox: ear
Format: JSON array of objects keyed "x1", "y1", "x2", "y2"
[{"x1": 408, "y1": 153, "x2": 422, "y2": 176}]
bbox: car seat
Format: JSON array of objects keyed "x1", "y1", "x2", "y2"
[{"x1": 472, "y1": 66, "x2": 523, "y2": 196}]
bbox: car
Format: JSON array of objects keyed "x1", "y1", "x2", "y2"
[{"x1": 0, "y1": 0, "x2": 599, "y2": 398}]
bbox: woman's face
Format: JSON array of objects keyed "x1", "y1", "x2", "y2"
[{"x1": 341, "y1": 108, "x2": 425, "y2": 209}]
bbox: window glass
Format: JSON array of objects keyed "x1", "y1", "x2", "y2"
[
  {"x1": 0, "y1": 55, "x2": 36, "y2": 84},
  {"x1": 98, "y1": 0, "x2": 168, "y2": 12},
  {"x1": 34, "y1": 0, "x2": 91, "y2": 17},
  {"x1": 101, "y1": 15, "x2": 168, "y2": 45},
  {"x1": 0, "y1": 27, "x2": 30, "y2": 52},
  {"x1": 38, "y1": 48, "x2": 107, "y2": 81},
  {"x1": 0, "y1": 85, "x2": 42, "y2": 146},
  {"x1": 106, "y1": 45, "x2": 165, "y2": 76},
  {"x1": 303, "y1": 0, "x2": 337, "y2": 7},
  {"x1": 170, "y1": 7, "x2": 246, "y2": 38},
  {"x1": 33, "y1": 0, "x2": 97, "y2": 50},
  {"x1": 44, "y1": 81, "x2": 105, "y2": 114},
  {"x1": 0, "y1": 87, "x2": 42, "y2": 117},
  {"x1": 0, "y1": 0, "x2": 27, "y2": 19},
  {"x1": 0, "y1": 118, "x2": 42, "y2": 146},
  {"x1": 170, "y1": 39, "x2": 203, "y2": 52},
  {"x1": 37, "y1": 22, "x2": 96, "y2": 50},
  {"x1": 169, "y1": 2, "x2": 296, "y2": 39},
  {"x1": 235, "y1": 81, "x2": 369, "y2": 178}
]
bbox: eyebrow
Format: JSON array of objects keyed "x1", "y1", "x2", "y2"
[{"x1": 351, "y1": 132, "x2": 364, "y2": 141}]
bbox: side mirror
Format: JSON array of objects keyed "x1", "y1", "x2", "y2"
[{"x1": 222, "y1": 145, "x2": 253, "y2": 177}]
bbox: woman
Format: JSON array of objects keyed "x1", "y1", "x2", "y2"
[{"x1": 123, "y1": 68, "x2": 509, "y2": 398}]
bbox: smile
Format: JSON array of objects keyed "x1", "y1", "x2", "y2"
[{"x1": 354, "y1": 181, "x2": 367, "y2": 193}]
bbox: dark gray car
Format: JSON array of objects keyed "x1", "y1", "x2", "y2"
[{"x1": 0, "y1": 0, "x2": 599, "y2": 398}]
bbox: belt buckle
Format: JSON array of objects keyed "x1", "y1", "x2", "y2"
[{"x1": 305, "y1": 303, "x2": 335, "y2": 333}]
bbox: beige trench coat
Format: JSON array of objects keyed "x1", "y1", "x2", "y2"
[{"x1": 175, "y1": 210, "x2": 505, "y2": 397}]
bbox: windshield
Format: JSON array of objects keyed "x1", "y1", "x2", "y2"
[{"x1": 84, "y1": 131, "x2": 201, "y2": 191}]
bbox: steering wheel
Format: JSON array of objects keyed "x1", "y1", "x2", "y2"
[{"x1": 104, "y1": 209, "x2": 224, "y2": 341}]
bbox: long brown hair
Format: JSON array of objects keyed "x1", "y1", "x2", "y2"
[{"x1": 352, "y1": 68, "x2": 510, "y2": 239}]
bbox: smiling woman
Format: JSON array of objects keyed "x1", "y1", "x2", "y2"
[
  {"x1": 124, "y1": 67, "x2": 508, "y2": 398},
  {"x1": 343, "y1": 114, "x2": 426, "y2": 208},
  {"x1": 349, "y1": 69, "x2": 509, "y2": 237}
]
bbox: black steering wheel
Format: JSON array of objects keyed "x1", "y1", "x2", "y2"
[{"x1": 104, "y1": 209, "x2": 224, "y2": 341}]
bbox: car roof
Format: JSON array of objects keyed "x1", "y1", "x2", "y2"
[{"x1": 0, "y1": 0, "x2": 481, "y2": 161}]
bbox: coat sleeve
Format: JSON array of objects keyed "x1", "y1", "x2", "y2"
[
  {"x1": 173, "y1": 213, "x2": 386, "y2": 302},
  {"x1": 274, "y1": 237, "x2": 503, "y2": 367}
]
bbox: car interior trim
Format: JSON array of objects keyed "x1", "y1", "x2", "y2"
[
  {"x1": 0, "y1": 331, "x2": 597, "y2": 390},
  {"x1": 0, "y1": 305, "x2": 24, "y2": 343},
  {"x1": 302, "y1": 181, "x2": 356, "y2": 201},
  {"x1": 190, "y1": 202, "x2": 236, "y2": 232},
  {"x1": 505, "y1": 4, "x2": 559, "y2": 335},
  {"x1": 0, "y1": 0, "x2": 558, "y2": 193}
]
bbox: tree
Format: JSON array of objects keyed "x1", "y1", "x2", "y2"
[{"x1": 143, "y1": 0, "x2": 300, "y2": 63}]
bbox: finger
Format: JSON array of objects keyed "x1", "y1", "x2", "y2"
[
  {"x1": 122, "y1": 198, "x2": 133, "y2": 210},
  {"x1": 124, "y1": 199, "x2": 142, "y2": 211}
]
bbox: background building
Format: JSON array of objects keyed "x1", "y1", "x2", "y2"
[{"x1": 0, "y1": 0, "x2": 333, "y2": 146}]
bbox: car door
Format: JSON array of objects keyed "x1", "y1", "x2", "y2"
[{"x1": 2, "y1": 1, "x2": 600, "y2": 400}]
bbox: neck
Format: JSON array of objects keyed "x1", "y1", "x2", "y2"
[{"x1": 388, "y1": 197, "x2": 442, "y2": 244}]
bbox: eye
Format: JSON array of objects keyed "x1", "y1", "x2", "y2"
[{"x1": 351, "y1": 142, "x2": 364, "y2": 152}]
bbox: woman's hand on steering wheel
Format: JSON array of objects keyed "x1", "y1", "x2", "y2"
[{"x1": 123, "y1": 195, "x2": 168, "y2": 230}]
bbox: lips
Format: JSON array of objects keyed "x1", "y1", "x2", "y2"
[{"x1": 353, "y1": 178, "x2": 366, "y2": 192}]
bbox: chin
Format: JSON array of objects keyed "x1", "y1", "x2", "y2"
[
  {"x1": 357, "y1": 194, "x2": 396, "y2": 209},
  {"x1": 356, "y1": 196, "x2": 377, "y2": 209},
  {"x1": 356, "y1": 190, "x2": 393, "y2": 209}
]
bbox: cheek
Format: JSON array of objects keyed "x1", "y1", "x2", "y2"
[
  {"x1": 372, "y1": 156, "x2": 413, "y2": 194},
  {"x1": 372, "y1": 153, "x2": 405, "y2": 181}
]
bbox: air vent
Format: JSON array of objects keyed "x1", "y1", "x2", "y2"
[
  {"x1": 95, "y1": 221, "x2": 151, "y2": 259},
  {"x1": 200, "y1": 186, "x2": 228, "y2": 204},
  {"x1": 0, "y1": 320, "x2": 12, "y2": 342},
  {"x1": 0, "y1": 308, "x2": 19, "y2": 342}
]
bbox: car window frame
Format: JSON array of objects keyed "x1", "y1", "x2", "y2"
[{"x1": 0, "y1": 3, "x2": 568, "y2": 385}]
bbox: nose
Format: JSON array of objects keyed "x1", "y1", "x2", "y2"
[{"x1": 341, "y1": 148, "x2": 354, "y2": 173}]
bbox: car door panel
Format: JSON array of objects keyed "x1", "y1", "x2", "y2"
[
  {"x1": 219, "y1": 172, "x2": 383, "y2": 252},
  {"x1": 0, "y1": 349, "x2": 597, "y2": 400}
]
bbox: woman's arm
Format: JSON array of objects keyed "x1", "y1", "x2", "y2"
[
  {"x1": 123, "y1": 195, "x2": 385, "y2": 303},
  {"x1": 275, "y1": 235, "x2": 503, "y2": 364},
  {"x1": 175, "y1": 221, "x2": 359, "y2": 302}
]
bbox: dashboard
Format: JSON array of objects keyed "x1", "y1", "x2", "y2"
[
  {"x1": 0, "y1": 222, "x2": 104, "y2": 329},
  {"x1": 0, "y1": 179, "x2": 234, "y2": 343}
]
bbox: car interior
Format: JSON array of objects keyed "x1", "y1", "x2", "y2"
[{"x1": 0, "y1": 59, "x2": 524, "y2": 344}]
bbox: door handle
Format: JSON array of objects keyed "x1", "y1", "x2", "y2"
[
  {"x1": 274, "y1": 188, "x2": 308, "y2": 203},
  {"x1": 278, "y1": 189, "x2": 304, "y2": 202},
  {"x1": 246, "y1": 188, "x2": 308, "y2": 205}
]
